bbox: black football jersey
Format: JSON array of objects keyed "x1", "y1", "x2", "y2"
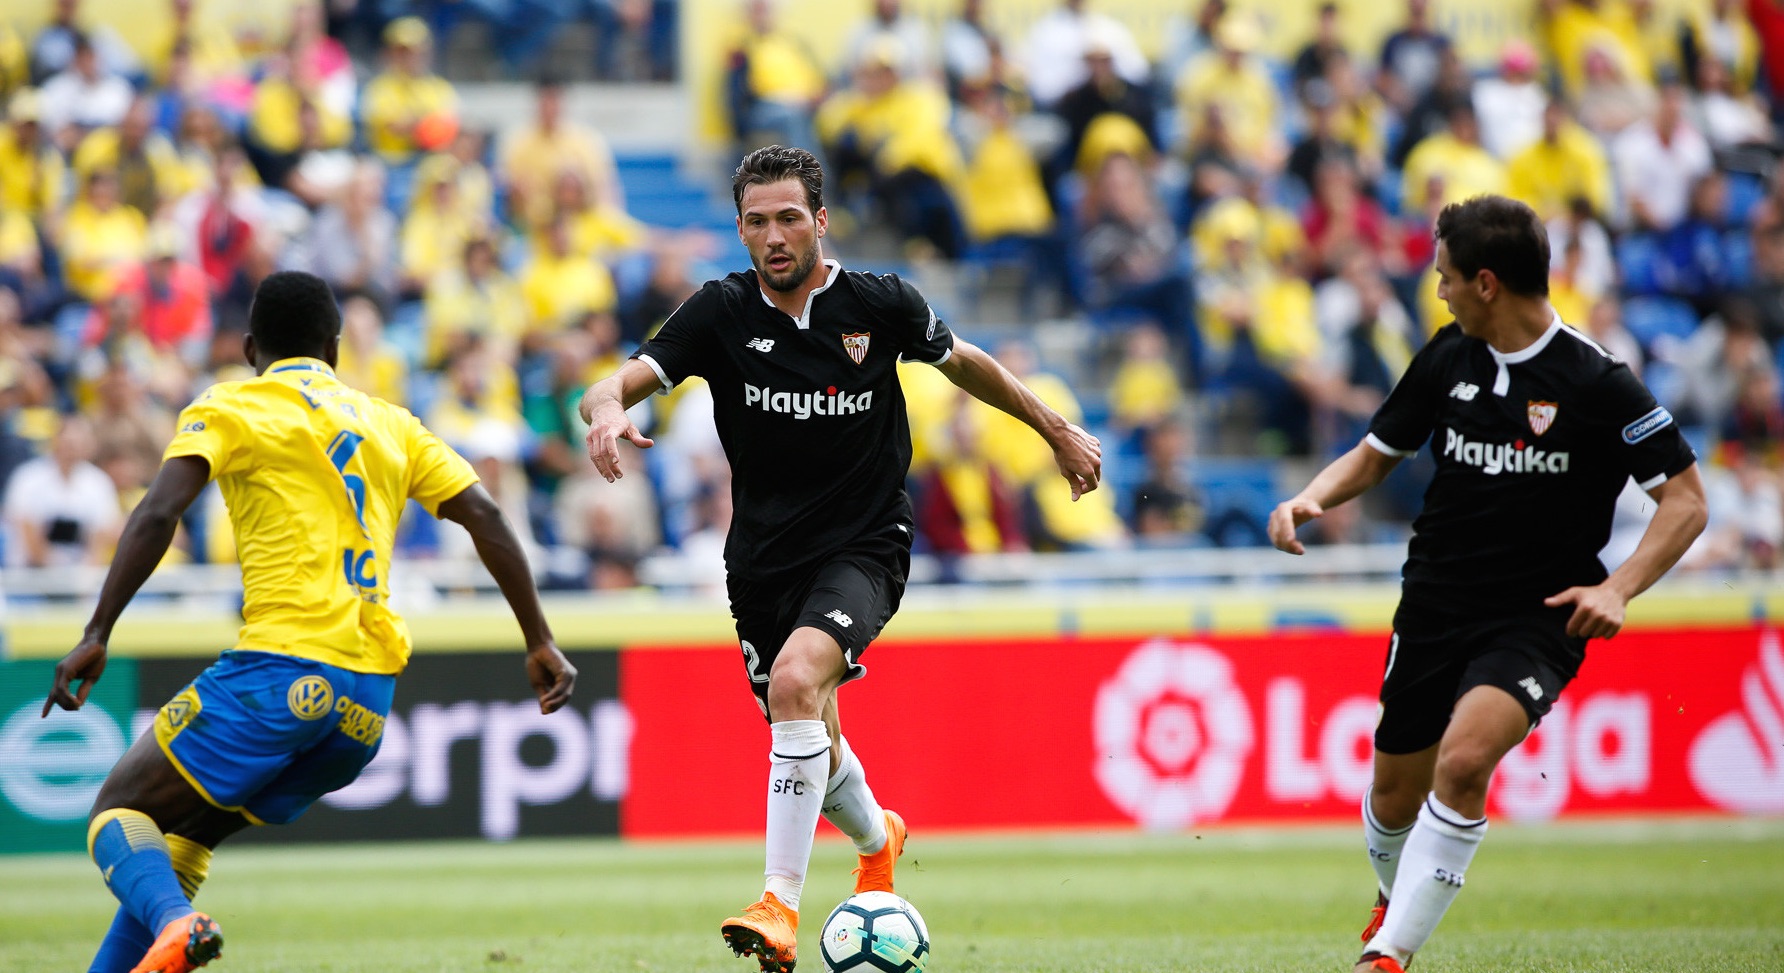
[
  {"x1": 632, "y1": 261, "x2": 955, "y2": 581},
  {"x1": 1367, "y1": 317, "x2": 1696, "y2": 616}
]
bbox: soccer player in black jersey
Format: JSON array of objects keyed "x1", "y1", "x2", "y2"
[
  {"x1": 1268, "y1": 195, "x2": 1707, "y2": 973},
  {"x1": 579, "y1": 145, "x2": 1103, "y2": 973}
]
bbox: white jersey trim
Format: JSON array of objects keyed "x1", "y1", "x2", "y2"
[
  {"x1": 637, "y1": 353, "x2": 673, "y2": 395},
  {"x1": 758, "y1": 259, "x2": 843, "y2": 330},
  {"x1": 900, "y1": 345, "x2": 953, "y2": 366},
  {"x1": 1637, "y1": 472, "x2": 1670, "y2": 491},
  {"x1": 1365, "y1": 432, "x2": 1419, "y2": 458},
  {"x1": 1487, "y1": 310, "x2": 1564, "y2": 396}
]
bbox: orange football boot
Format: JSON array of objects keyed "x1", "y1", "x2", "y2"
[
  {"x1": 1355, "y1": 951, "x2": 1406, "y2": 973},
  {"x1": 721, "y1": 891, "x2": 798, "y2": 972},
  {"x1": 851, "y1": 809, "x2": 907, "y2": 894},
  {"x1": 130, "y1": 912, "x2": 222, "y2": 973},
  {"x1": 1361, "y1": 891, "x2": 1388, "y2": 943}
]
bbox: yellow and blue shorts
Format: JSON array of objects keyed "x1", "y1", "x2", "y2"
[{"x1": 154, "y1": 650, "x2": 395, "y2": 825}]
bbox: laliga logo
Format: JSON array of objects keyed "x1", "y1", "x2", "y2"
[
  {"x1": 1689, "y1": 630, "x2": 1784, "y2": 813},
  {"x1": 1093, "y1": 639, "x2": 1254, "y2": 830}
]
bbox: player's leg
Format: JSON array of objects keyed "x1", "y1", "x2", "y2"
[
  {"x1": 1357, "y1": 744, "x2": 1435, "y2": 944},
  {"x1": 1361, "y1": 685, "x2": 1529, "y2": 971},
  {"x1": 815, "y1": 693, "x2": 903, "y2": 893}
]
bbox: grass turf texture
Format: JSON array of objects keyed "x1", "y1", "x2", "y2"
[{"x1": 3, "y1": 818, "x2": 1780, "y2": 972}]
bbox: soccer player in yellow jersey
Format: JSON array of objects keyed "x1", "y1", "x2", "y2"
[{"x1": 41, "y1": 271, "x2": 577, "y2": 973}]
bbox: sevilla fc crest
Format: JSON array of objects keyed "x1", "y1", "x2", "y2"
[
  {"x1": 842, "y1": 332, "x2": 870, "y2": 365},
  {"x1": 1527, "y1": 400, "x2": 1558, "y2": 436}
]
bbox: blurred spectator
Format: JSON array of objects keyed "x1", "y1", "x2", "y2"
[
  {"x1": 424, "y1": 235, "x2": 529, "y2": 368},
  {"x1": 1389, "y1": 44, "x2": 1471, "y2": 168},
  {"x1": 954, "y1": 84, "x2": 1060, "y2": 307},
  {"x1": 1291, "y1": 2, "x2": 1346, "y2": 98},
  {"x1": 1508, "y1": 101, "x2": 1615, "y2": 221},
  {"x1": 554, "y1": 444, "x2": 660, "y2": 589},
  {"x1": 1107, "y1": 322, "x2": 1184, "y2": 433},
  {"x1": 89, "y1": 357, "x2": 175, "y2": 481},
  {"x1": 1377, "y1": 0, "x2": 1452, "y2": 114},
  {"x1": 1627, "y1": 0, "x2": 1685, "y2": 85},
  {"x1": 1287, "y1": 80, "x2": 1357, "y2": 199},
  {"x1": 28, "y1": 0, "x2": 139, "y2": 85},
  {"x1": 1175, "y1": 16, "x2": 1279, "y2": 167},
  {"x1": 1302, "y1": 159, "x2": 1400, "y2": 280},
  {"x1": 973, "y1": 339, "x2": 1127, "y2": 549},
  {"x1": 1585, "y1": 296, "x2": 1645, "y2": 373},
  {"x1": 1312, "y1": 253, "x2": 1414, "y2": 449},
  {"x1": 1688, "y1": 444, "x2": 1781, "y2": 571},
  {"x1": 1021, "y1": 0, "x2": 1148, "y2": 109},
  {"x1": 172, "y1": 146, "x2": 264, "y2": 300},
  {"x1": 1683, "y1": 0, "x2": 1761, "y2": 96},
  {"x1": 500, "y1": 74, "x2": 623, "y2": 232},
  {"x1": 61, "y1": 168, "x2": 148, "y2": 302},
  {"x1": 247, "y1": 47, "x2": 353, "y2": 165},
  {"x1": 361, "y1": 17, "x2": 459, "y2": 167},
  {"x1": 520, "y1": 215, "x2": 619, "y2": 332},
  {"x1": 548, "y1": 167, "x2": 646, "y2": 263},
  {"x1": 84, "y1": 223, "x2": 211, "y2": 363},
  {"x1": 940, "y1": 0, "x2": 997, "y2": 99},
  {"x1": 1545, "y1": 0, "x2": 1653, "y2": 98},
  {"x1": 1687, "y1": 55, "x2": 1773, "y2": 154},
  {"x1": 2, "y1": 413, "x2": 120, "y2": 568},
  {"x1": 73, "y1": 96, "x2": 185, "y2": 217},
  {"x1": 1473, "y1": 40, "x2": 1547, "y2": 159},
  {"x1": 1663, "y1": 171, "x2": 1742, "y2": 311},
  {"x1": 1575, "y1": 40, "x2": 1658, "y2": 138},
  {"x1": 249, "y1": 97, "x2": 355, "y2": 208},
  {"x1": 1546, "y1": 196, "x2": 1617, "y2": 305},
  {"x1": 844, "y1": 0, "x2": 936, "y2": 80},
  {"x1": 1673, "y1": 298, "x2": 1776, "y2": 428},
  {"x1": 438, "y1": 417, "x2": 543, "y2": 569},
  {"x1": 726, "y1": 0, "x2": 826, "y2": 153},
  {"x1": 37, "y1": 33, "x2": 133, "y2": 150},
  {"x1": 1079, "y1": 153, "x2": 1193, "y2": 357},
  {"x1": 1053, "y1": 27, "x2": 1160, "y2": 170},
  {"x1": 1400, "y1": 103, "x2": 1508, "y2": 213},
  {"x1": 676, "y1": 478, "x2": 731, "y2": 598},
  {"x1": 0, "y1": 89, "x2": 67, "y2": 224},
  {"x1": 816, "y1": 42, "x2": 965, "y2": 257},
  {"x1": 1183, "y1": 102, "x2": 1244, "y2": 210},
  {"x1": 1612, "y1": 80, "x2": 1713, "y2": 231},
  {"x1": 1158, "y1": 0, "x2": 1227, "y2": 97},
  {"x1": 295, "y1": 159, "x2": 397, "y2": 302},
  {"x1": 286, "y1": 0, "x2": 354, "y2": 119},
  {"x1": 0, "y1": 356, "x2": 35, "y2": 494},
  {"x1": 0, "y1": 24, "x2": 22, "y2": 104},
  {"x1": 143, "y1": 0, "x2": 242, "y2": 91},
  {"x1": 1129, "y1": 420, "x2": 1205, "y2": 543},
  {"x1": 915, "y1": 389, "x2": 1027, "y2": 564},
  {"x1": 1720, "y1": 347, "x2": 1784, "y2": 451},
  {"x1": 334, "y1": 294, "x2": 406, "y2": 406},
  {"x1": 399, "y1": 155, "x2": 484, "y2": 295}
]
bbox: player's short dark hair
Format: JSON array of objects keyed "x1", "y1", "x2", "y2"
[
  {"x1": 249, "y1": 271, "x2": 341, "y2": 360},
  {"x1": 1434, "y1": 195, "x2": 1550, "y2": 297},
  {"x1": 732, "y1": 144, "x2": 824, "y2": 216}
]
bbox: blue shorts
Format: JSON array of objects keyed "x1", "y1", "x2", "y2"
[{"x1": 154, "y1": 650, "x2": 395, "y2": 825}]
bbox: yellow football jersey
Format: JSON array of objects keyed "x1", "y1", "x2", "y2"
[{"x1": 164, "y1": 358, "x2": 478, "y2": 674}]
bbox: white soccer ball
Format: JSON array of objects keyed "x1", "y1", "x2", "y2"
[{"x1": 819, "y1": 891, "x2": 930, "y2": 973}]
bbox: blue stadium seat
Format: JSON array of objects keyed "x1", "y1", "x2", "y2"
[
  {"x1": 1187, "y1": 457, "x2": 1278, "y2": 548},
  {"x1": 1616, "y1": 233, "x2": 1667, "y2": 296},
  {"x1": 1724, "y1": 171, "x2": 1767, "y2": 226},
  {"x1": 1721, "y1": 228, "x2": 1755, "y2": 288},
  {"x1": 1620, "y1": 296, "x2": 1700, "y2": 353}
]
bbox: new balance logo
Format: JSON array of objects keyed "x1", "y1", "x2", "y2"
[
  {"x1": 825, "y1": 609, "x2": 854, "y2": 628},
  {"x1": 1518, "y1": 676, "x2": 1544, "y2": 701},
  {"x1": 746, "y1": 338, "x2": 775, "y2": 353},
  {"x1": 1449, "y1": 382, "x2": 1480, "y2": 401}
]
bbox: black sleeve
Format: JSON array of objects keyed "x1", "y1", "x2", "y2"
[
  {"x1": 1365, "y1": 326, "x2": 1452, "y2": 456},
  {"x1": 1596, "y1": 363, "x2": 1697, "y2": 488},
  {"x1": 631, "y1": 280, "x2": 723, "y2": 390},
  {"x1": 884, "y1": 275, "x2": 955, "y2": 364}
]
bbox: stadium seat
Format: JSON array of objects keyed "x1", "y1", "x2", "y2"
[
  {"x1": 1616, "y1": 233, "x2": 1668, "y2": 296},
  {"x1": 1187, "y1": 457, "x2": 1278, "y2": 548},
  {"x1": 1620, "y1": 296, "x2": 1700, "y2": 354},
  {"x1": 1724, "y1": 171, "x2": 1767, "y2": 226},
  {"x1": 1721, "y1": 229, "x2": 1756, "y2": 289}
]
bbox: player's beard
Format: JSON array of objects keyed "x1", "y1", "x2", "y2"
[{"x1": 756, "y1": 238, "x2": 821, "y2": 293}]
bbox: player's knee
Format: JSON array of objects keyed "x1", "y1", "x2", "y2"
[
  {"x1": 1433, "y1": 744, "x2": 1498, "y2": 798},
  {"x1": 765, "y1": 661, "x2": 824, "y2": 721},
  {"x1": 1369, "y1": 783, "x2": 1423, "y2": 830}
]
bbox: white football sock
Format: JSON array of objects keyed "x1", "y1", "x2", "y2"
[
  {"x1": 1367, "y1": 794, "x2": 1488, "y2": 963},
  {"x1": 822, "y1": 736, "x2": 888, "y2": 855},
  {"x1": 1363, "y1": 786, "x2": 1415, "y2": 897},
  {"x1": 763, "y1": 719, "x2": 831, "y2": 913}
]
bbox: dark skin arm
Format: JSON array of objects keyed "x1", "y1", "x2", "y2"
[
  {"x1": 436, "y1": 483, "x2": 577, "y2": 714},
  {"x1": 43, "y1": 455, "x2": 210, "y2": 716}
]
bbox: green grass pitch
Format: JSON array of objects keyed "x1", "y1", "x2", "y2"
[{"x1": 4, "y1": 818, "x2": 1781, "y2": 972}]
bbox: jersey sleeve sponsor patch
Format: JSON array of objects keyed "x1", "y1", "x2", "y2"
[{"x1": 1621, "y1": 406, "x2": 1674, "y2": 445}]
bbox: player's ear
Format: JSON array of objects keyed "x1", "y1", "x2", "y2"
[
  {"x1": 323, "y1": 333, "x2": 341, "y2": 369},
  {"x1": 815, "y1": 205, "x2": 827, "y2": 238},
  {"x1": 241, "y1": 332, "x2": 256, "y2": 369}
]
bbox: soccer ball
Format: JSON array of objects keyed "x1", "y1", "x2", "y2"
[{"x1": 819, "y1": 891, "x2": 930, "y2": 973}]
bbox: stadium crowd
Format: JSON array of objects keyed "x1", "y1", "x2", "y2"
[{"x1": 1, "y1": 0, "x2": 1781, "y2": 593}]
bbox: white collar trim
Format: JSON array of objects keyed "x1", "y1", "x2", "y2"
[
  {"x1": 759, "y1": 259, "x2": 842, "y2": 330},
  {"x1": 1486, "y1": 309, "x2": 1563, "y2": 396}
]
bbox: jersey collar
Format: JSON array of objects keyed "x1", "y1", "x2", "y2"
[
  {"x1": 1485, "y1": 309, "x2": 1562, "y2": 396},
  {"x1": 758, "y1": 259, "x2": 841, "y2": 330},
  {"x1": 267, "y1": 357, "x2": 337, "y2": 377}
]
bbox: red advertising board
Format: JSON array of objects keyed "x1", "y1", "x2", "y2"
[{"x1": 621, "y1": 626, "x2": 1784, "y2": 836}]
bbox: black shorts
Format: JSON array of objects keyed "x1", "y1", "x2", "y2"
[
  {"x1": 728, "y1": 524, "x2": 912, "y2": 719},
  {"x1": 1374, "y1": 602, "x2": 1587, "y2": 755}
]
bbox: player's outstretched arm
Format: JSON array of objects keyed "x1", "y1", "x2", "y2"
[
  {"x1": 936, "y1": 339, "x2": 1103, "y2": 500},
  {"x1": 437, "y1": 484, "x2": 577, "y2": 714},
  {"x1": 578, "y1": 359, "x2": 661, "y2": 482},
  {"x1": 1268, "y1": 441, "x2": 1403, "y2": 555},
  {"x1": 1545, "y1": 464, "x2": 1708, "y2": 639},
  {"x1": 43, "y1": 456, "x2": 210, "y2": 717}
]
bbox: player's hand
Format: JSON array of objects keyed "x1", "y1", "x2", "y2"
[
  {"x1": 1268, "y1": 497, "x2": 1324, "y2": 555},
  {"x1": 1052, "y1": 422, "x2": 1102, "y2": 500},
  {"x1": 1544, "y1": 584, "x2": 1628, "y2": 639},
  {"x1": 43, "y1": 637, "x2": 109, "y2": 717},
  {"x1": 526, "y1": 642, "x2": 577, "y2": 715},
  {"x1": 583, "y1": 405, "x2": 655, "y2": 482}
]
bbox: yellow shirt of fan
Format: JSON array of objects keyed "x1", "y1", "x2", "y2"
[{"x1": 164, "y1": 359, "x2": 478, "y2": 675}]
